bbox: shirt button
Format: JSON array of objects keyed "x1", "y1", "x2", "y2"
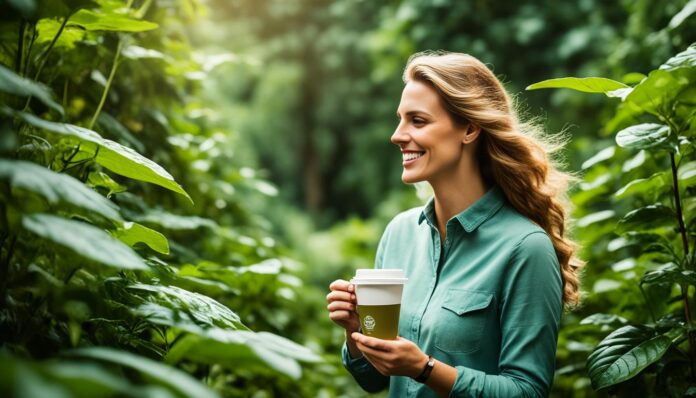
[{"x1": 445, "y1": 239, "x2": 450, "y2": 246}]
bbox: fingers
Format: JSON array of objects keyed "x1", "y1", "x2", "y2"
[
  {"x1": 329, "y1": 310, "x2": 354, "y2": 322},
  {"x1": 327, "y1": 300, "x2": 355, "y2": 312},
  {"x1": 326, "y1": 290, "x2": 356, "y2": 304},
  {"x1": 327, "y1": 280, "x2": 356, "y2": 307},
  {"x1": 351, "y1": 332, "x2": 392, "y2": 352},
  {"x1": 329, "y1": 279, "x2": 354, "y2": 293}
]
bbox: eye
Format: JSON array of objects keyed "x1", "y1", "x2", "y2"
[{"x1": 412, "y1": 117, "x2": 426, "y2": 126}]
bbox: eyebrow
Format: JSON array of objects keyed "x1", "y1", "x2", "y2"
[{"x1": 396, "y1": 110, "x2": 432, "y2": 118}]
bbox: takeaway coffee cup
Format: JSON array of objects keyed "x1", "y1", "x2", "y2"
[{"x1": 351, "y1": 269, "x2": 408, "y2": 340}]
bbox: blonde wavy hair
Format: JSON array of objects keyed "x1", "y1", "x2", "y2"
[{"x1": 404, "y1": 51, "x2": 583, "y2": 308}]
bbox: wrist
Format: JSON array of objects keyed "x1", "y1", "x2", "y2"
[
  {"x1": 410, "y1": 353, "x2": 429, "y2": 378},
  {"x1": 412, "y1": 356, "x2": 435, "y2": 383},
  {"x1": 345, "y1": 330, "x2": 363, "y2": 359}
]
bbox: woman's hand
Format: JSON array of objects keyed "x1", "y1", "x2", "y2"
[
  {"x1": 350, "y1": 332, "x2": 429, "y2": 378},
  {"x1": 327, "y1": 279, "x2": 360, "y2": 334}
]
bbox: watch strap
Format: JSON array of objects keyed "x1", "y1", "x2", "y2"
[{"x1": 414, "y1": 355, "x2": 435, "y2": 383}]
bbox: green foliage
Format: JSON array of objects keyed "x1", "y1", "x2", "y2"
[
  {"x1": 0, "y1": 0, "x2": 334, "y2": 397},
  {"x1": 22, "y1": 213, "x2": 148, "y2": 270},
  {"x1": 13, "y1": 111, "x2": 193, "y2": 202},
  {"x1": 66, "y1": 347, "x2": 219, "y2": 398},
  {"x1": 526, "y1": 77, "x2": 629, "y2": 96},
  {"x1": 529, "y1": 39, "x2": 696, "y2": 396},
  {"x1": 112, "y1": 222, "x2": 169, "y2": 255},
  {"x1": 586, "y1": 326, "x2": 682, "y2": 390},
  {"x1": 0, "y1": 159, "x2": 121, "y2": 221},
  {"x1": 67, "y1": 9, "x2": 159, "y2": 32},
  {"x1": 0, "y1": 65, "x2": 63, "y2": 114}
]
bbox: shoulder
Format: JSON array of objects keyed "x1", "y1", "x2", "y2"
[
  {"x1": 490, "y1": 205, "x2": 559, "y2": 267},
  {"x1": 489, "y1": 204, "x2": 547, "y2": 238},
  {"x1": 512, "y1": 231, "x2": 556, "y2": 260}
]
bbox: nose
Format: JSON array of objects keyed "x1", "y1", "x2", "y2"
[{"x1": 391, "y1": 120, "x2": 410, "y2": 146}]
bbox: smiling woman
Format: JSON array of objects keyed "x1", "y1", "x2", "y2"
[{"x1": 327, "y1": 51, "x2": 583, "y2": 398}]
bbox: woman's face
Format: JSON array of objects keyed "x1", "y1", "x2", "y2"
[{"x1": 391, "y1": 80, "x2": 469, "y2": 185}]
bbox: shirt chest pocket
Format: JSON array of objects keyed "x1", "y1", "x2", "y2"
[{"x1": 435, "y1": 290, "x2": 494, "y2": 354}]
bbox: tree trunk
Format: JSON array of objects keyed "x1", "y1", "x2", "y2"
[{"x1": 300, "y1": 46, "x2": 323, "y2": 213}]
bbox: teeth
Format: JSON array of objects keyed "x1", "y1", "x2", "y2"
[{"x1": 402, "y1": 152, "x2": 424, "y2": 161}]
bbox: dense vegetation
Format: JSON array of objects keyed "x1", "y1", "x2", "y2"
[{"x1": 1, "y1": 0, "x2": 695, "y2": 397}]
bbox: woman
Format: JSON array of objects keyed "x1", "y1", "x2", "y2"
[{"x1": 326, "y1": 51, "x2": 582, "y2": 397}]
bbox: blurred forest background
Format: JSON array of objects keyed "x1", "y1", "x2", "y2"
[{"x1": 1, "y1": 0, "x2": 695, "y2": 397}]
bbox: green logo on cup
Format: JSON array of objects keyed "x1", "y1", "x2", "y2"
[{"x1": 364, "y1": 315, "x2": 376, "y2": 331}]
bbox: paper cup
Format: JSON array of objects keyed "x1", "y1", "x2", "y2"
[{"x1": 351, "y1": 269, "x2": 407, "y2": 340}]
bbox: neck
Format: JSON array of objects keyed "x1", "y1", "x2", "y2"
[{"x1": 429, "y1": 168, "x2": 487, "y2": 240}]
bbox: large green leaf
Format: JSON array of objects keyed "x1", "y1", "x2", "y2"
[
  {"x1": 641, "y1": 263, "x2": 696, "y2": 286},
  {"x1": 615, "y1": 123, "x2": 677, "y2": 152},
  {"x1": 615, "y1": 204, "x2": 675, "y2": 234},
  {"x1": 22, "y1": 214, "x2": 147, "y2": 270},
  {"x1": 614, "y1": 171, "x2": 669, "y2": 199},
  {"x1": 125, "y1": 282, "x2": 320, "y2": 379},
  {"x1": 35, "y1": 18, "x2": 85, "y2": 50},
  {"x1": 128, "y1": 283, "x2": 247, "y2": 331},
  {"x1": 587, "y1": 326, "x2": 678, "y2": 390},
  {"x1": 525, "y1": 77, "x2": 629, "y2": 96},
  {"x1": 68, "y1": 9, "x2": 158, "y2": 32},
  {"x1": 112, "y1": 222, "x2": 169, "y2": 254},
  {"x1": 0, "y1": 66, "x2": 63, "y2": 114},
  {"x1": 15, "y1": 111, "x2": 192, "y2": 202},
  {"x1": 65, "y1": 347, "x2": 218, "y2": 398},
  {"x1": 0, "y1": 159, "x2": 122, "y2": 221},
  {"x1": 165, "y1": 330, "x2": 321, "y2": 379},
  {"x1": 0, "y1": 356, "x2": 176, "y2": 398}
]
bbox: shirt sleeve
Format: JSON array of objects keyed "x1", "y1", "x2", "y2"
[
  {"x1": 341, "y1": 341, "x2": 390, "y2": 393},
  {"x1": 449, "y1": 231, "x2": 563, "y2": 398},
  {"x1": 340, "y1": 222, "x2": 393, "y2": 393}
]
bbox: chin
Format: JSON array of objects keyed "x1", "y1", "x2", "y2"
[{"x1": 401, "y1": 173, "x2": 424, "y2": 184}]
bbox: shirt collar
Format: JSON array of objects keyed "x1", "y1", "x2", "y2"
[{"x1": 418, "y1": 185, "x2": 506, "y2": 233}]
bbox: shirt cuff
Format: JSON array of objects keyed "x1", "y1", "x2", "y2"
[{"x1": 341, "y1": 341, "x2": 374, "y2": 373}]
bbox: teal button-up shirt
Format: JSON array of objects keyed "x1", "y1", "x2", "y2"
[{"x1": 342, "y1": 186, "x2": 563, "y2": 397}]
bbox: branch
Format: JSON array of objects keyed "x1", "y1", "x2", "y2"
[
  {"x1": 671, "y1": 152, "x2": 690, "y2": 256},
  {"x1": 24, "y1": 16, "x2": 70, "y2": 112},
  {"x1": 16, "y1": 20, "x2": 26, "y2": 73},
  {"x1": 88, "y1": 40, "x2": 123, "y2": 130}
]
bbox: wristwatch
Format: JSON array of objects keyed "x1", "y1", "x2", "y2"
[{"x1": 414, "y1": 355, "x2": 435, "y2": 383}]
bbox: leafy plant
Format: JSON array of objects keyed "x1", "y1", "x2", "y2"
[
  {"x1": 0, "y1": 1, "x2": 327, "y2": 397},
  {"x1": 529, "y1": 41, "x2": 696, "y2": 396}
]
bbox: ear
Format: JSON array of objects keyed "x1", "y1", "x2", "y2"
[{"x1": 462, "y1": 124, "x2": 481, "y2": 144}]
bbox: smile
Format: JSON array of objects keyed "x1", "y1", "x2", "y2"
[{"x1": 402, "y1": 151, "x2": 425, "y2": 162}]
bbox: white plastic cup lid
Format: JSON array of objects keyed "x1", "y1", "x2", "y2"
[{"x1": 351, "y1": 269, "x2": 408, "y2": 285}]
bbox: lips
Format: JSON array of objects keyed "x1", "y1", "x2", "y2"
[{"x1": 402, "y1": 151, "x2": 425, "y2": 162}]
